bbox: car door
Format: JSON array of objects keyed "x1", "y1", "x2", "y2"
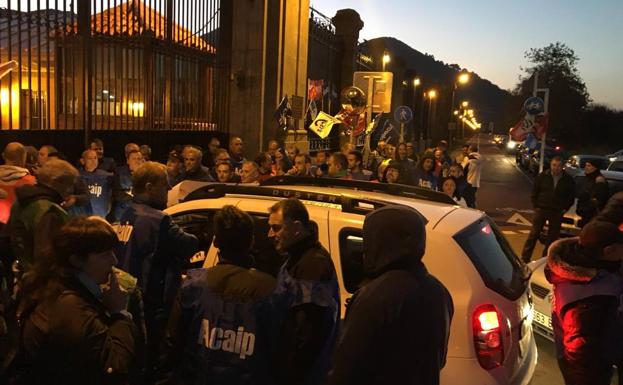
[{"x1": 327, "y1": 210, "x2": 365, "y2": 317}]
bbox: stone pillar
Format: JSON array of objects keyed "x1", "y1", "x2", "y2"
[
  {"x1": 332, "y1": 9, "x2": 363, "y2": 92},
  {"x1": 224, "y1": 0, "x2": 310, "y2": 155}
]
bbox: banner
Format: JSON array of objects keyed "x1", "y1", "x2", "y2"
[
  {"x1": 308, "y1": 80, "x2": 323, "y2": 101},
  {"x1": 308, "y1": 111, "x2": 340, "y2": 139},
  {"x1": 510, "y1": 112, "x2": 549, "y2": 141}
]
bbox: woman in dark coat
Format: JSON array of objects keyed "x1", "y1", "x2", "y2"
[
  {"x1": 15, "y1": 216, "x2": 137, "y2": 385},
  {"x1": 413, "y1": 154, "x2": 438, "y2": 190}
]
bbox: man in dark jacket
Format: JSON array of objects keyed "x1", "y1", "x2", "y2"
[
  {"x1": 545, "y1": 220, "x2": 623, "y2": 385},
  {"x1": 328, "y1": 205, "x2": 453, "y2": 385},
  {"x1": 169, "y1": 205, "x2": 278, "y2": 385},
  {"x1": 521, "y1": 156, "x2": 575, "y2": 262},
  {"x1": 110, "y1": 148, "x2": 144, "y2": 222},
  {"x1": 268, "y1": 198, "x2": 339, "y2": 385},
  {"x1": 115, "y1": 161, "x2": 198, "y2": 378},
  {"x1": 577, "y1": 160, "x2": 610, "y2": 227}
]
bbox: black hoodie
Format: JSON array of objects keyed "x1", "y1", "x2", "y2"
[{"x1": 329, "y1": 205, "x2": 454, "y2": 385}]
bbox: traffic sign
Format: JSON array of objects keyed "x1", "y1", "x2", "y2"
[
  {"x1": 524, "y1": 97, "x2": 545, "y2": 115},
  {"x1": 394, "y1": 105, "x2": 413, "y2": 124}
]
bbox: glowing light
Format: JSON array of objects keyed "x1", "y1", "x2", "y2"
[
  {"x1": 458, "y1": 72, "x2": 470, "y2": 84},
  {"x1": 428, "y1": 89, "x2": 437, "y2": 99},
  {"x1": 478, "y1": 311, "x2": 500, "y2": 331}
]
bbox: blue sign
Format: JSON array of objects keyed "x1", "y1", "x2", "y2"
[
  {"x1": 524, "y1": 97, "x2": 545, "y2": 115},
  {"x1": 394, "y1": 105, "x2": 413, "y2": 124}
]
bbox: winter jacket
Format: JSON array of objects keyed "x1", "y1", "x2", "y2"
[
  {"x1": 169, "y1": 263, "x2": 278, "y2": 385},
  {"x1": 114, "y1": 197, "x2": 198, "y2": 371},
  {"x1": 0, "y1": 165, "x2": 36, "y2": 224},
  {"x1": 16, "y1": 275, "x2": 137, "y2": 385},
  {"x1": 464, "y1": 152, "x2": 482, "y2": 188},
  {"x1": 272, "y1": 235, "x2": 340, "y2": 385},
  {"x1": 329, "y1": 206, "x2": 453, "y2": 385},
  {"x1": 531, "y1": 170, "x2": 575, "y2": 211},
  {"x1": 545, "y1": 238, "x2": 623, "y2": 385},
  {"x1": 184, "y1": 166, "x2": 214, "y2": 183},
  {"x1": 111, "y1": 165, "x2": 133, "y2": 222},
  {"x1": 577, "y1": 170, "x2": 610, "y2": 225},
  {"x1": 8, "y1": 185, "x2": 68, "y2": 271}
]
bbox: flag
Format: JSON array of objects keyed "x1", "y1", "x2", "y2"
[
  {"x1": 274, "y1": 96, "x2": 291, "y2": 131},
  {"x1": 351, "y1": 114, "x2": 367, "y2": 137},
  {"x1": 308, "y1": 80, "x2": 323, "y2": 101},
  {"x1": 510, "y1": 112, "x2": 548, "y2": 141},
  {"x1": 379, "y1": 119, "x2": 400, "y2": 146},
  {"x1": 308, "y1": 111, "x2": 340, "y2": 139},
  {"x1": 366, "y1": 113, "x2": 382, "y2": 135},
  {"x1": 308, "y1": 100, "x2": 318, "y2": 121}
]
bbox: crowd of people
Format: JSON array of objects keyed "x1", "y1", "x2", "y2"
[{"x1": 0, "y1": 137, "x2": 454, "y2": 385}]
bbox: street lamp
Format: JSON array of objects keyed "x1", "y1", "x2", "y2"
[
  {"x1": 461, "y1": 101, "x2": 469, "y2": 108},
  {"x1": 382, "y1": 51, "x2": 391, "y2": 71},
  {"x1": 426, "y1": 89, "x2": 438, "y2": 147},
  {"x1": 412, "y1": 77, "x2": 421, "y2": 147}
]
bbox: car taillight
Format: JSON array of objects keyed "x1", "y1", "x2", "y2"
[{"x1": 473, "y1": 304, "x2": 504, "y2": 370}]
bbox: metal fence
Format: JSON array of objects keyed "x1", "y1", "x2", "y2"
[{"x1": 0, "y1": 0, "x2": 225, "y2": 131}]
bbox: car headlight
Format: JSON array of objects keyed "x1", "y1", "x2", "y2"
[{"x1": 507, "y1": 140, "x2": 517, "y2": 149}]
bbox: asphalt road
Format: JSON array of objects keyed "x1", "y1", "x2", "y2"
[{"x1": 471, "y1": 136, "x2": 563, "y2": 385}]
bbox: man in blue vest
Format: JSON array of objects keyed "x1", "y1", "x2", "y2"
[
  {"x1": 78, "y1": 149, "x2": 113, "y2": 218},
  {"x1": 267, "y1": 198, "x2": 339, "y2": 385},
  {"x1": 115, "y1": 161, "x2": 198, "y2": 378},
  {"x1": 169, "y1": 205, "x2": 279, "y2": 385}
]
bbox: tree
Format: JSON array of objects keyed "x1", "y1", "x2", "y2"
[{"x1": 514, "y1": 42, "x2": 590, "y2": 147}]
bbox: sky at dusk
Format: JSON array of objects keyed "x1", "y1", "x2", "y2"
[{"x1": 311, "y1": 0, "x2": 623, "y2": 110}]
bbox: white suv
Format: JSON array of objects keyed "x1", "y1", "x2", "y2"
[{"x1": 165, "y1": 177, "x2": 537, "y2": 385}]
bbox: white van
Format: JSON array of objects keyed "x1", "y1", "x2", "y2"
[{"x1": 165, "y1": 177, "x2": 537, "y2": 385}]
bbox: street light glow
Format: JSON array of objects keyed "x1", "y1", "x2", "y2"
[
  {"x1": 413, "y1": 78, "x2": 421, "y2": 87},
  {"x1": 458, "y1": 72, "x2": 470, "y2": 84},
  {"x1": 461, "y1": 101, "x2": 469, "y2": 107},
  {"x1": 454, "y1": 110, "x2": 459, "y2": 115},
  {"x1": 382, "y1": 53, "x2": 391, "y2": 64},
  {"x1": 428, "y1": 89, "x2": 437, "y2": 98}
]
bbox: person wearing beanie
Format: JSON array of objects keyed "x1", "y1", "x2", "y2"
[
  {"x1": 576, "y1": 159, "x2": 609, "y2": 227},
  {"x1": 545, "y1": 219, "x2": 623, "y2": 385},
  {"x1": 328, "y1": 205, "x2": 453, "y2": 385}
]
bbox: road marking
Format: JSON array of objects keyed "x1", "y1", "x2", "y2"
[{"x1": 507, "y1": 213, "x2": 533, "y2": 227}]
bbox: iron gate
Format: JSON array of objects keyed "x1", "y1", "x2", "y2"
[{"x1": 0, "y1": 0, "x2": 226, "y2": 132}]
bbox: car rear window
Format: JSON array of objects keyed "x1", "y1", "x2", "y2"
[{"x1": 454, "y1": 218, "x2": 528, "y2": 300}]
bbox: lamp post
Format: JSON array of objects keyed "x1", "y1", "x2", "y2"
[
  {"x1": 412, "y1": 77, "x2": 420, "y2": 145},
  {"x1": 426, "y1": 89, "x2": 437, "y2": 148},
  {"x1": 382, "y1": 51, "x2": 391, "y2": 72},
  {"x1": 450, "y1": 73, "x2": 470, "y2": 140}
]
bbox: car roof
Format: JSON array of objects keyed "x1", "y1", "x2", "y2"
[
  {"x1": 269, "y1": 184, "x2": 463, "y2": 228},
  {"x1": 170, "y1": 180, "x2": 483, "y2": 231}
]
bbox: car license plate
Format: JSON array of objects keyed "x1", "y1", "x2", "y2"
[{"x1": 533, "y1": 310, "x2": 552, "y2": 330}]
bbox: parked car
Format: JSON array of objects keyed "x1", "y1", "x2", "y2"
[
  {"x1": 606, "y1": 149, "x2": 623, "y2": 163},
  {"x1": 526, "y1": 258, "x2": 553, "y2": 341},
  {"x1": 602, "y1": 156, "x2": 623, "y2": 194},
  {"x1": 525, "y1": 146, "x2": 567, "y2": 175},
  {"x1": 564, "y1": 154, "x2": 610, "y2": 178},
  {"x1": 165, "y1": 177, "x2": 537, "y2": 385}
]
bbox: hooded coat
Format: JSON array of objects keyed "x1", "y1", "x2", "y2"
[
  {"x1": 545, "y1": 237, "x2": 623, "y2": 385},
  {"x1": 0, "y1": 165, "x2": 36, "y2": 224},
  {"x1": 328, "y1": 205, "x2": 453, "y2": 385}
]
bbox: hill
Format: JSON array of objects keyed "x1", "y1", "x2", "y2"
[{"x1": 359, "y1": 37, "x2": 510, "y2": 134}]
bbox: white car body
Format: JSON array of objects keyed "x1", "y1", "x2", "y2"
[
  {"x1": 527, "y1": 258, "x2": 554, "y2": 341},
  {"x1": 165, "y1": 181, "x2": 537, "y2": 385}
]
